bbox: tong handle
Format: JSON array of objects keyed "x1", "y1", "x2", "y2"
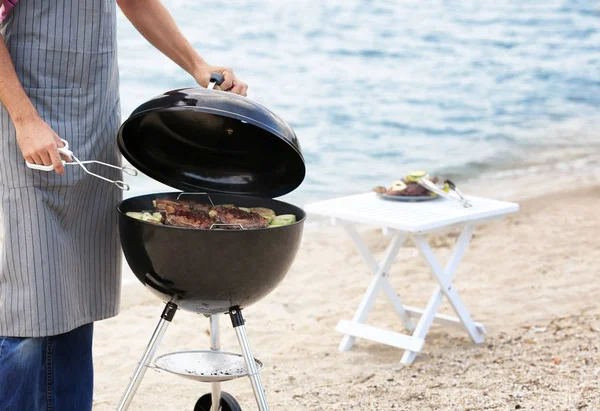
[
  {"x1": 57, "y1": 139, "x2": 72, "y2": 157},
  {"x1": 418, "y1": 178, "x2": 472, "y2": 208},
  {"x1": 26, "y1": 162, "x2": 61, "y2": 171},
  {"x1": 25, "y1": 139, "x2": 72, "y2": 171},
  {"x1": 25, "y1": 139, "x2": 135, "y2": 191}
]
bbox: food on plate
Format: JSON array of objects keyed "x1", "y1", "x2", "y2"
[
  {"x1": 127, "y1": 199, "x2": 293, "y2": 230},
  {"x1": 404, "y1": 171, "x2": 428, "y2": 183},
  {"x1": 388, "y1": 180, "x2": 407, "y2": 195},
  {"x1": 373, "y1": 171, "x2": 445, "y2": 197}
]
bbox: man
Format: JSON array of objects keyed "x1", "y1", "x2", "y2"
[{"x1": 0, "y1": 0, "x2": 247, "y2": 409}]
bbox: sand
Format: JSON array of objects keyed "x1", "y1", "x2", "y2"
[{"x1": 89, "y1": 183, "x2": 600, "y2": 410}]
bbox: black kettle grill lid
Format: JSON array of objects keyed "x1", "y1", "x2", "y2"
[{"x1": 117, "y1": 74, "x2": 305, "y2": 198}]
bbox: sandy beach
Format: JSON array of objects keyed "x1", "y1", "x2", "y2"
[
  {"x1": 0, "y1": 1, "x2": 598, "y2": 410},
  {"x1": 89, "y1": 179, "x2": 600, "y2": 410}
]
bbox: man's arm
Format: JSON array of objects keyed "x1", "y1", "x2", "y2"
[
  {"x1": 0, "y1": 34, "x2": 66, "y2": 172},
  {"x1": 117, "y1": 0, "x2": 248, "y2": 96}
]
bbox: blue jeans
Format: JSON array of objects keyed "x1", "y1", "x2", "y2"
[{"x1": 0, "y1": 324, "x2": 94, "y2": 411}]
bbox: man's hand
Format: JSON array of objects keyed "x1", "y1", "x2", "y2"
[
  {"x1": 118, "y1": 0, "x2": 248, "y2": 97},
  {"x1": 15, "y1": 116, "x2": 69, "y2": 175},
  {"x1": 1, "y1": 33, "x2": 69, "y2": 175},
  {"x1": 193, "y1": 64, "x2": 248, "y2": 96}
]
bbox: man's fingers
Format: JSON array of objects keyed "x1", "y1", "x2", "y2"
[
  {"x1": 48, "y1": 147, "x2": 65, "y2": 175},
  {"x1": 219, "y1": 69, "x2": 234, "y2": 91},
  {"x1": 230, "y1": 78, "x2": 246, "y2": 96},
  {"x1": 39, "y1": 151, "x2": 53, "y2": 166},
  {"x1": 232, "y1": 82, "x2": 248, "y2": 97},
  {"x1": 31, "y1": 153, "x2": 44, "y2": 165}
]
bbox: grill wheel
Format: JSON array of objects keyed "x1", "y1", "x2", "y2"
[{"x1": 194, "y1": 391, "x2": 242, "y2": 411}]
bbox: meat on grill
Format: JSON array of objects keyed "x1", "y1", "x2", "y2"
[
  {"x1": 154, "y1": 199, "x2": 269, "y2": 230},
  {"x1": 209, "y1": 206, "x2": 269, "y2": 230},
  {"x1": 154, "y1": 199, "x2": 211, "y2": 214},
  {"x1": 164, "y1": 209, "x2": 214, "y2": 229}
]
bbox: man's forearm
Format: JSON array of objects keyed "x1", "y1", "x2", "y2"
[
  {"x1": 0, "y1": 33, "x2": 38, "y2": 125},
  {"x1": 117, "y1": 0, "x2": 206, "y2": 80}
]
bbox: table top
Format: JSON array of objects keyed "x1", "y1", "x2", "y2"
[{"x1": 304, "y1": 192, "x2": 519, "y2": 233}]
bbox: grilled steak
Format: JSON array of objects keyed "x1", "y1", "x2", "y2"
[
  {"x1": 154, "y1": 199, "x2": 211, "y2": 214},
  {"x1": 209, "y1": 206, "x2": 269, "y2": 230},
  {"x1": 153, "y1": 198, "x2": 270, "y2": 229},
  {"x1": 163, "y1": 209, "x2": 214, "y2": 229}
]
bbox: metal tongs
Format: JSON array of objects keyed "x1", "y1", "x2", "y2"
[
  {"x1": 417, "y1": 177, "x2": 472, "y2": 208},
  {"x1": 25, "y1": 139, "x2": 138, "y2": 191}
]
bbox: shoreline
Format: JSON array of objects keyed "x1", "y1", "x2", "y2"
[{"x1": 120, "y1": 135, "x2": 600, "y2": 209}]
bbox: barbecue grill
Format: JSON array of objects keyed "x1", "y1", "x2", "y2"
[{"x1": 115, "y1": 74, "x2": 306, "y2": 411}]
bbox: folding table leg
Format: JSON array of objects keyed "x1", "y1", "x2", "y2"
[
  {"x1": 401, "y1": 225, "x2": 484, "y2": 364},
  {"x1": 400, "y1": 286, "x2": 445, "y2": 365},
  {"x1": 341, "y1": 224, "x2": 414, "y2": 330},
  {"x1": 338, "y1": 227, "x2": 408, "y2": 351},
  {"x1": 381, "y1": 281, "x2": 415, "y2": 332}
]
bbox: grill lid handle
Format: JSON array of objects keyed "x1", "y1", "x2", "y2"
[{"x1": 208, "y1": 73, "x2": 225, "y2": 90}]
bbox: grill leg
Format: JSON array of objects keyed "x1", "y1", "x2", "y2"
[
  {"x1": 209, "y1": 315, "x2": 222, "y2": 411},
  {"x1": 229, "y1": 307, "x2": 269, "y2": 411},
  {"x1": 116, "y1": 302, "x2": 177, "y2": 411}
]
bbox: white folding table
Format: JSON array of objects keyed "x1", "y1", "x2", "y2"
[{"x1": 304, "y1": 192, "x2": 519, "y2": 364}]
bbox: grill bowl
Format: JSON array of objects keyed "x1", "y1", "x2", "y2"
[{"x1": 118, "y1": 192, "x2": 305, "y2": 314}]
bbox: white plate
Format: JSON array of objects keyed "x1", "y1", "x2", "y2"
[{"x1": 376, "y1": 193, "x2": 441, "y2": 202}]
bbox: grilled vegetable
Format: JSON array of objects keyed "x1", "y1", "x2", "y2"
[
  {"x1": 249, "y1": 207, "x2": 276, "y2": 223},
  {"x1": 387, "y1": 180, "x2": 407, "y2": 194},
  {"x1": 269, "y1": 214, "x2": 296, "y2": 227},
  {"x1": 126, "y1": 212, "x2": 163, "y2": 224},
  {"x1": 249, "y1": 207, "x2": 276, "y2": 218},
  {"x1": 427, "y1": 182, "x2": 451, "y2": 197},
  {"x1": 405, "y1": 171, "x2": 428, "y2": 183}
]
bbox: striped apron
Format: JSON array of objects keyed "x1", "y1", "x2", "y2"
[{"x1": 0, "y1": 0, "x2": 122, "y2": 337}]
